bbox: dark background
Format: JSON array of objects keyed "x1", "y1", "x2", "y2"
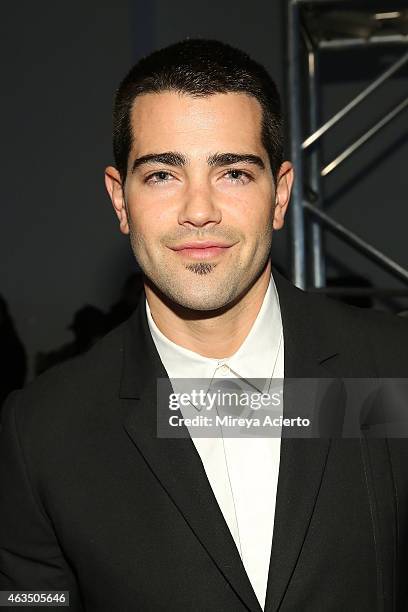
[{"x1": 1, "y1": 0, "x2": 407, "y2": 383}]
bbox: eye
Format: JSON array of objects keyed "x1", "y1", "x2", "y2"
[
  {"x1": 224, "y1": 169, "x2": 252, "y2": 184},
  {"x1": 145, "y1": 171, "x2": 174, "y2": 184}
]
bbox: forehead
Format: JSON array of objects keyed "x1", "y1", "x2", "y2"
[{"x1": 129, "y1": 91, "x2": 265, "y2": 156}]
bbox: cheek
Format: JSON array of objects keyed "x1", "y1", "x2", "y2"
[
  {"x1": 226, "y1": 191, "x2": 274, "y2": 230},
  {"x1": 127, "y1": 193, "x2": 169, "y2": 236}
]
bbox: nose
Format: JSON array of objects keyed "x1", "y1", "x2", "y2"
[{"x1": 178, "y1": 178, "x2": 222, "y2": 228}]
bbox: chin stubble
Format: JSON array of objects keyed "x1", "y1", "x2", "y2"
[{"x1": 185, "y1": 262, "x2": 218, "y2": 275}]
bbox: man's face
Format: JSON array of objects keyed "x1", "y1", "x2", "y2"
[{"x1": 106, "y1": 91, "x2": 292, "y2": 311}]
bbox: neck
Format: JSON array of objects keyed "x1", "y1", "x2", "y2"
[{"x1": 144, "y1": 262, "x2": 272, "y2": 359}]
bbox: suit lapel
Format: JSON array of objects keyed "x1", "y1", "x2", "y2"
[
  {"x1": 121, "y1": 295, "x2": 263, "y2": 612},
  {"x1": 264, "y1": 269, "x2": 338, "y2": 612}
]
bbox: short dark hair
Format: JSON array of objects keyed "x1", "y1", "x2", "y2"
[{"x1": 112, "y1": 38, "x2": 284, "y2": 184}]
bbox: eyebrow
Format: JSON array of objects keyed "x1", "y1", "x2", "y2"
[{"x1": 131, "y1": 151, "x2": 266, "y2": 173}]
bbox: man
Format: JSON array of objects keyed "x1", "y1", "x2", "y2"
[{"x1": 1, "y1": 38, "x2": 408, "y2": 612}]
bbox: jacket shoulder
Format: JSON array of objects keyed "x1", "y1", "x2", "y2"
[
  {"x1": 304, "y1": 289, "x2": 408, "y2": 375},
  {"x1": 0, "y1": 319, "x2": 128, "y2": 439}
]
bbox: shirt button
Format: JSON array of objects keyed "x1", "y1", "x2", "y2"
[{"x1": 218, "y1": 364, "x2": 230, "y2": 376}]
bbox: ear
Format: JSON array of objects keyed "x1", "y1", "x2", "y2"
[
  {"x1": 104, "y1": 166, "x2": 130, "y2": 235},
  {"x1": 273, "y1": 161, "x2": 294, "y2": 231}
]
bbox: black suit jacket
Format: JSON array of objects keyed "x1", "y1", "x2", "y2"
[{"x1": 1, "y1": 268, "x2": 408, "y2": 611}]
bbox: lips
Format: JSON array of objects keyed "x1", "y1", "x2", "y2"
[
  {"x1": 171, "y1": 240, "x2": 233, "y2": 251},
  {"x1": 170, "y1": 241, "x2": 234, "y2": 260}
]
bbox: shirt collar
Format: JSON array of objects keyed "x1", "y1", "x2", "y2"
[{"x1": 145, "y1": 271, "x2": 282, "y2": 381}]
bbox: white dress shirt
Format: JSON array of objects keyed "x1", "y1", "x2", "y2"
[{"x1": 145, "y1": 272, "x2": 284, "y2": 610}]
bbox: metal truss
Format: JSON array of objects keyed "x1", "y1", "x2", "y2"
[{"x1": 287, "y1": 0, "x2": 408, "y2": 298}]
